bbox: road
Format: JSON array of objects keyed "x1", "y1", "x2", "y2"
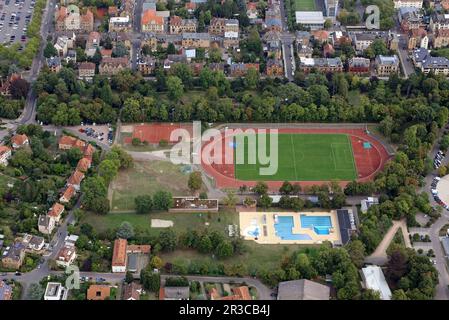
[
  {"x1": 419, "y1": 124, "x2": 449, "y2": 300},
  {"x1": 365, "y1": 219, "x2": 411, "y2": 265},
  {"x1": 278, "y1": 0, "x2": 295, "y2": 81}
]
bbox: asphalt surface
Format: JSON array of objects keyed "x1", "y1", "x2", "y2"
[
  {"x1": 278, "y1": 0, "x2": 295, "y2": 81},
  {"x1": 0, "y1": 0, "x2": 34, "y2": 46}
]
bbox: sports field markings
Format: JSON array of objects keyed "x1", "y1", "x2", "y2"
[
  {"x1": 290, "y1": 134, "x2": 299, "y2": 180},
  {"x1": 346, "y1": 135, "x2": 358, "y2": 178}
]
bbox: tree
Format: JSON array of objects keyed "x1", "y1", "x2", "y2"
[
  {"x1": 440, "y1": 135, "x2": 449, "y2": 152},
  {"x1": 140, "y1": 269, "x2": 160, "y2": 292},
  {"x1": 345, "y1": 240, "x2": 366, "y2": 268},
  {"x1": 253, "y1": 181, "x2": 268, "y2": 195},
  {"x1": 279, "y1": 181, "x2": 293, "y2": 195},
  {"x1": 98, "y1": 159, "x2": 120, "y2": 185},
  {"x1": 116, "y1": 221, "x2": 135, "y2": 239},
  {"x1": 166, "y1": 76, "x2": 184, "y2": 101},
  {"x1": 43, "y1": 41, "x2": 57, "y2": 58},
  {"x1": 215, "y1": 240, "x2": 234, "y2": 258},
  {"x1": 150, "y1": 256, "x2": 164, "y2": 269},
  {"x1": 188, "y1": 171, "x2": 202, "y2": 193},
  {"x1": 158, "y1": 229, "x2": 177, "y2": 251},
  {"x1": 134, "y1": 195, "x2": 153, "y2": 214},
  {"x1": 245, "y1": 67, "x2": 259, "y2": 90},
  {"x1": 125, "y1": 271, "x2": 134, "y2": 283},
  {"x1": 223, "y1": 190, "x2": 238, "y2": 207},
  {"x1": 258, "y1": 194, "x2": 273, "y2": 208},
  {"x1": 361, "y1": 289, "x2": 381, "y2": 300},
  {"x1": 27, "y1": 283, "x2": 44, "y2": 300},
  {"x1": 153, "y1": 190, "x2": 173, "y2": 211},
  {"x1": 198, "y1": 234, "x2": 213, "y2": 253},
  {"x1": 10, "y1": 78, "x2": 30, "y2": 99},
  {"x1": 112, "y1": 42, "x2": 128, "y2": 57}
]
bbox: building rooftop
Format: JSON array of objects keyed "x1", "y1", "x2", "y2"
[
  {"x1": 361, "y1": 265, "x2": 392, "y2": 300},
  {"x1": 112, "y1": 238, "x2": 127, "y2": 267},
  {"x1": 277, "y1": 280, "x2": 330, "y2": 300}
]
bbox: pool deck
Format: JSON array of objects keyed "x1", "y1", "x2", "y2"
[{"x1": 239, "y1": 211, "x2": 342, "y2": 245}]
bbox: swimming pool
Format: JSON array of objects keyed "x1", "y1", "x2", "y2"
[
  {"x1": 300, "y1": 215, "x2": 332, "y2": 235},
  {"x1": 274, "y1": 216, "x2": 312, "y2": 241}
]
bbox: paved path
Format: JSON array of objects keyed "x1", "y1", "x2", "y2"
[{"x1": 365, "y1": 219, "x2": 410, "y2": 265}]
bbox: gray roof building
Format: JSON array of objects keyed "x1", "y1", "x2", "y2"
[
  {"x1": 162, "y1": 286, "x2": 190, "y2": 300},
  {"x1": 277, "y1": 280, "x2": 330, "y2": 300}
]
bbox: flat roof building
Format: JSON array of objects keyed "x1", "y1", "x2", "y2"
[
  {"x1": 295, "y1": 11, "x2": 325, "y2": 30},
  {"x1": 361, "y1": 265, "x2": 392, "y2": 300}
]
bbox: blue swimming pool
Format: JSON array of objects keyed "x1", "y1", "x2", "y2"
[
  {"x1": 300, "y1": 215, "x2": 332, "y2": 235},
  {"x1": 274, "y1": 216, "x2": 312, "y2": 241}
]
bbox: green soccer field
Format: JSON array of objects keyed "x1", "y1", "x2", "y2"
[
  {"x1": 294, "y1": 0, "x2": 316, "y2": 11},
  {"x1": 234, "y1": 133, "x2": 358, "y2": 181}
]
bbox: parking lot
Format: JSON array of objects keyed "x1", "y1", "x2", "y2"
[{"x1": 0, "y1": 0, "x2": 36, "y2": 47}]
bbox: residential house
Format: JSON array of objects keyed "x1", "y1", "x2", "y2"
[
  {"x1": 122, "y1": 282, "x2": 143, "y2": 300},
  {"x1": 56, "y1": 244, "x2": 77, "y2": 268},
  {"x1": 229, "y1": 63, "x2": 260, "y2": 77},
  {"x1": 421, "y1": 56, "x2": 449, "y2": 75},
  {"x1": 66, "y1": 50, "x2": 77, "y2": 63},
  {"x1": 83, "y1": 144, "x2": 95, "y2": 159},
  {"x1": 108, "y1": 6, "x2": 118, "y2": 17},
  {"x1": 299, "y1": 57, "x2": 343, "y2": 73},
  {"x1": 433, "y1": 29, "x2": 449, "y2": 48},
  {"x1": 266, "y1": 59, "x2": 283, "y2": 77},
  {"x1": 87, "y1": 285, "x2": 111, "y2": 300},
  {"x1": 411, "y1": 47, "x2": 429, "y2": 68},
  {"x1": 361, "y1": 265, "x2": 392, "y2": 300},
  {"x1": 101, "y1": 49, "x2": 113, "y2": 58},
  {"x1": 209, "y1": 17, "x2": 226, "y2": 35},
  {"x1": 60, "y1": 185, "x2": 76, "y2": 204},
  {"x1": 112, "y1": 238, "x2": 127, "y2": 273},
  {"x1": 109, "y1": 16, "x2": 132, "y2": 32},
  {"x1": 407, "y1": 28, "x2": 428, "y2": 50},
  {"x1": 185, "y1": 1, "x2": 196, "y2": 13},
  {"x1": 0, "y1": 281, "x2": 13, "y2": 300},
  {"x1": 58, "y1": 135, "x2": 85, "y2": 150},
  {"x1": 67, "y1": 170, "x2": 85, "y2": 191},
  {"x1": 48, "y1": 202, "x2": 65, "y2": 223},
  {"x1": 247, "y1": 2, "x2": 258, "y2": 20},
  {"x1": 393, "y1": 0, "x2": 423, "y2": 8},
  {"x1": 224, "y1": 19, "x2": 239, "y2": 48},
  {"x1": 169, "y1": 16, "x2": 197, "y2": 34},
  {"x1": 1, "y1": 242, "x2": 25, "y2": 270},
  {"x1": 430, "y1": 13, "x2": 449, "y2": 33},
  {"x1": 348, "y1": 57, "x2": 370, "y2": 74},
  {"x1": 137, "y1": 56, "x2": 156, "y2": 76},
  {"x1": 0, "y1": 146, "x2": 12, "y2": 166},
  {"x1": 323, "y1": 43, "x2": 335, "y2": 57},
  {"x1": 181, "y1": 33, "x2": 211, "y2": 48},
  {"x1": 46, "y1": 57, "x2": 62, "y2": 73},
  {"x1": 99, "y1": 57, "x2": 129, "y2": 76},
  {"x1": 399, "y1": 8, "x2": 423, "y2": 32},
  {"x1": 141, "y1": 9, "x2": 164, "y2": 33},
  {"x1": 361, "y1": 196, "x2": 379, "y2": 213},
  {"x1": 263, "y1": 30, "x2": 282, "y2": 59},
  {"x1": 311, "y1": 30, "x2": 329, "y2": 44},
  {"x1": 22, "y1": 234, "x2": 45, "y2": 252},
  {"x1": 11, "y1": 134, "x2": 29, "y2": 149},
  {"x1": 55, "y1": 5, "x2": 79, "y2": 31},
  {"x1": 352, "y1": 32, "x2": 378, "y2": 51},
  {"x1": 54, "y1": 36, "x2": 72, "y2": 57},
  {"x1": 265, "y1": 7, "x2": 282, "y2": 31},
  {"x1": 277, "y1": 280, "x2": 330, "y2": 300},
  {"x1": 295, "y1": 30, "x2": 311, "y2": 46},
  {"x1": 141, "y1": 33, "x2": 158, "y2": 51},
  {"x1": 297, "y1": 45, "x2": 313, "y2": 58},
  {"x1": 85, "y1": 31, "x2": 101, "y2": 57},
  {"x1": 78, "y1": 62, "x2": 96, "y2": 81},
  {"x1": 210, "y1": 286, "x2": 252, "y2": 300},
  {"x1": 0, "y1": 73, "x2": 21, "y2": 96},
  {"x1": 375, "y1": 55, "x2": 399, "y2": 76},
  {"x1": 80, "y1": 9, "x2": 94, "y2": 32},
  {"x1": 38, "y1": 215, "x2": 55, "y2": 235},
  {"x1": 44, "y1": 282, "x2": 68, "y2": 300},
  {"x1": 76, "y1": 157, "x2": 91, "y2": 172},
  {"x1": 159, "y1": 286, "x2": 190, "y2": 300}
]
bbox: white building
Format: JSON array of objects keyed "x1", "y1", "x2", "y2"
[
  {"x1": 361, "y1": 266, "x2": 392, "y2": 300},
  {"x1": 324, "y1": 0, "x2": 339, "y2": 18},
  {"x1": 393, "y1": 0, "x2": 423, "y2": 8},
  {"x1": 0, "y1": 146, "x2": 11, "y2": 166},
  {"x1": 44, "y1": 282, "x2": 68, "y2": 300},
  {"x1": 56, "y1": 245, "x2": 77, "y2": 268},
  {"x1": 295, "y1": 11, "x2": 325, "y2": 30},
  {"x1": 361, "y1": 197, "x2": 379, "y2": 213}
]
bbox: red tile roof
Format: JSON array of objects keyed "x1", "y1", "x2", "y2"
[
  {"x1": 11, "y1": 134, "x2": 28, "y2": 147},
  {"x1": 68, "y1": 170, "x2": 85, "y2": 186},
  {"x1": 126, "y1": 244, "x2": 151, "y2": 254},
  {"x1": 60, "y1": 185, "x2": 76, "y2": 202},
  {"x1": 141, "y1": 9, "x2": 164, "y2": 26},
  {"x1": 0, "y1": 145, "x2": 11, "y2": 156},
  {"x1": 48, "y1": 203, "x2": 64, "y2": 218},
  {"x1": 76, "y1": 157, "x2": 91, "y2": 172},
  {"x1": 87, "y1": 285, "x2": 110, "y2": 300},
  {"x1": 112, "y1": 238, "x2": 127, "y2": 268}
]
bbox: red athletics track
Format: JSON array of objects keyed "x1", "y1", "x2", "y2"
[
  {"x1": 201, "y1": 128, "x2": 392, "y2": 190},
  {"x1": 123, "y1": 123, "x2": 193, "y2": 144}
]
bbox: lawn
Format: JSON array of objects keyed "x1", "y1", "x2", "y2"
[
  {"x1": 234, "y1": 133, "x2": 358, "y2": 181},
  {"x1": 294, "y1": 0, "x2": 316, "y2": 11},
  {"x1": 109, "y1": 160, "x2": 197, "y2": 211}
]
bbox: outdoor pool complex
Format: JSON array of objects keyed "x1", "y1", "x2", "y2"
[
  {"x1": 300, "y1": 215, "x2": 332, "y2": 235},
  {"x1": 274, "y1": 215, "x2": 332, "y2": 240}
]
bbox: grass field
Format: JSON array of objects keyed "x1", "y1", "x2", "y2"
[
  {"x1": 109, "y1": 160, "x2": 198, "y2": 211},
  {"x1": 294, "y1": 0, "x2": 316, "y2": 11},
  {"x1": 234, "y1": 133, "x2": 358, "y2": 181}
]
